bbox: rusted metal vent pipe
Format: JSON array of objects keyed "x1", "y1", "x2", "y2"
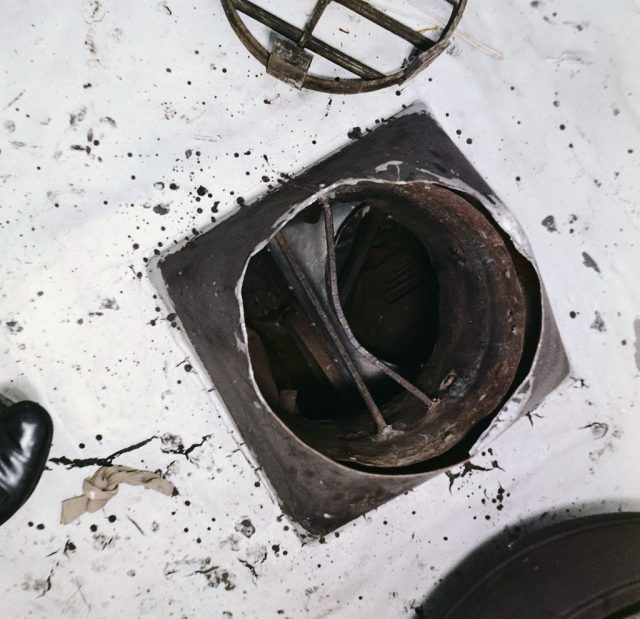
[{"x1": 243, "y1": 182, "x2": 536, "y2": 469}]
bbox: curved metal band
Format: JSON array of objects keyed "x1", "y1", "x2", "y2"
[{"x1": 220, "y1": 0, "x2": 468, "y2": 94}]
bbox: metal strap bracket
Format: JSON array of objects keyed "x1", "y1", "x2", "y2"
[{"x1": 267, "y1": 36, "x2": 313, "y2": 89}]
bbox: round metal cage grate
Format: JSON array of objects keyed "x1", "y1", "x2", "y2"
[{"x1": 221, "y1": 0, "x2": 468, "y2": 93}]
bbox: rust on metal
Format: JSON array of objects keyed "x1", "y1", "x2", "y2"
[
  {"x1": 243, "y1": 182, "x2": 529, "y2": 468},
  {"x1": 158, "y1": 105, "x2": 568, "y2": 534},
  {"x1": 221, "y1": 0, "x2": 468, "y2": 93}
]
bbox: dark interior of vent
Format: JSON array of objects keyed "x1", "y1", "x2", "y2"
[{"x1": 242, "y1": 204, "x2": 439, "y2": 421}]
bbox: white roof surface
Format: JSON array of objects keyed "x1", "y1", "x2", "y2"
[{"x1": 1, "y1": 1, "x2": 639, "y2": 617}]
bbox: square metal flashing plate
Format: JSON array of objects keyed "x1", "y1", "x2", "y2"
[{"x1": 158, "y1": 104, "x2": 568, "y2": 535}]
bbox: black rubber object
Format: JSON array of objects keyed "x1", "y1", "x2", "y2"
[
  {"x1": 0, "y1": 400, "x2": 53, "y2": 526},
  {"x1": 420, "y1": 513, "x2": 640, "y2": 619}
]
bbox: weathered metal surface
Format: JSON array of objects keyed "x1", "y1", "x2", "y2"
[
  {"x1": 245, "y1": 183, "x2": 528, "y2": 468},
  {"x1": 266, "y1": 36, "x2": 313, "y2": 90},
  {"x1": 321, "y1": 199, "x2": 435, "y2": 410},
  {"x1": 221, "y1": 0, "x2": 468, "y2": 93},
  {"x1": 159, "y1": 103, "x2": 569, "y2": 534},
  {"x1": 271, "y1": 229, "x2": 391, "y2": 434}
]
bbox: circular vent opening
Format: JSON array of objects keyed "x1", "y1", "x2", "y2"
[{"x1": 241, "y1": 182, "x2": 537, "y2": 469}]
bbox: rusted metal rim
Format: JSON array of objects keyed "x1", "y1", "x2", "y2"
[
  {"x1": 243, "y1": 181, "x2": 533, "y2": 468},
  {"x1": 220, "y1": 0, "x2": 467, "y2": 93}
]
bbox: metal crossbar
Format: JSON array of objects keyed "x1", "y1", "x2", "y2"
[
  {"x1": 234, "y1": 0, "x2": 383, "y2": 79},
  {"x1": 268, "y1": 197, "x2": 434, "y2": 434}
]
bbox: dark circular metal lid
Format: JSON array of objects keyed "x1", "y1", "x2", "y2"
[{"x1": 422, "y1": 512, "x2": 640, "y2": 619}]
